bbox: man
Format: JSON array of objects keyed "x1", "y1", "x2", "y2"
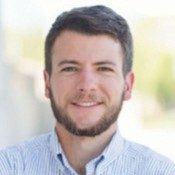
[{"x1": 0, "y1": 5, "x2": 174, "y2": 175}]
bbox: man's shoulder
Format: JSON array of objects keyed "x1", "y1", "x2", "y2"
[
  {"x1": 0, "y1": 132, "x2": 52, "y2": 174},
  {"x1": 125, "y1": 139, "x2": 173, "y2": 161},
  {"x1": 123, "y1": 139, "x2": 175, "y2": 174},
  {"x1": 0, "y1": 131, "x2": 52, "y2": 155}
]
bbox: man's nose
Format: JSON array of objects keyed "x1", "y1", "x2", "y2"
[{"x1": 76, "y1": 69, "x2": 98, "y2": 92}]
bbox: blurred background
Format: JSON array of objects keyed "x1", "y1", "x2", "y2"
[{"x1": 0, "y1": 0, "x2": 175, "y2": 161}]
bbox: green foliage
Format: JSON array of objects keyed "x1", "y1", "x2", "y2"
[
  {"x1": 134, "y1": 18, "x2": 175, "y2": 109},
  {"x1": 155, "y1": 54, "x2": 175, "y2": 107}
]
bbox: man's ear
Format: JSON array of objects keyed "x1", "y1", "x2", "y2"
[
  {"x1": 44, "y1": 70, "x2": 51, "y2": 98},
  {"x1": 123, "y1": 71, "x2": 135, "y2": 101}
]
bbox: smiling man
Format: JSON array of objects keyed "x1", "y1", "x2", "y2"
[{"x1": 0, "y1": 5, "x2": 175, "y2": 175}]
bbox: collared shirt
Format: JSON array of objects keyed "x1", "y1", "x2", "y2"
[{"x1": 0, "y1": 130, "x2": 174, "y2": 175}]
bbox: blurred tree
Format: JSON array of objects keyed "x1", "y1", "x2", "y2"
[
  {"x1": 156, "y1": 53, "x2": 175, "y2": 108},
  {"x1": 134, "y1": 17, "x2": 175, "y2": 109}
]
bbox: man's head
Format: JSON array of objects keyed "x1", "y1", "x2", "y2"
[
  {"x1": 45, "y1": 5, "x2": 133, "y2": 76},
  {"x1": 44, "y1": 5, "x2": 134, "y2": 137}
]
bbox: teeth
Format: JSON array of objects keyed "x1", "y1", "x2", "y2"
[{"x1": 75, "y1": 102, "x2": 97, "y2": 107}]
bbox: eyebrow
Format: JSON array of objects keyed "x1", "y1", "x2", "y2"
[
  {"x1": 57, "y1": 60, "x2": 117, "y2": 67},
  {"x1": 57, "y1": 60, "x2": 79, "y2": 66},
  {"x1": 94, "y1": 61, "x2": 117, "y2": 66}
]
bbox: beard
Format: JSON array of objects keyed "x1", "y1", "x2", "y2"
[{"x1": 49, "y1": 89, "x2": 124, "y2": 137}]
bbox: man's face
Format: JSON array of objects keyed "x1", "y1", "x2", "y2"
[{"x1": 44, "y1": 30, "x2": 134, "y2": 136}]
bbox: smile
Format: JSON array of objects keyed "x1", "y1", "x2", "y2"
[{"x1": 72, "y1": 102, "x2": 102, "y2": 107}]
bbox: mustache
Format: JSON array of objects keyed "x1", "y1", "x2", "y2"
[{"x1": 70, "y1": 91, "x2": 105, "y2": 103}]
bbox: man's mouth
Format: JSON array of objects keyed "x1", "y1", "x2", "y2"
[{"x1": 71, "y1": 101, "x2": 102, "y2": 107}]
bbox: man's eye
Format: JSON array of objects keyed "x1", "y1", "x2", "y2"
[
  {"x1": 97, "y1": 67, "x2": 113, "y2": 72},
  {"x1": 61, "y1": 67, "x2": 78, "y2": 72}
]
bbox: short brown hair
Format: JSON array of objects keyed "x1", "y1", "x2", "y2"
[{"x1": 45, "y1": 5, "x2": 133, "y2": 75}]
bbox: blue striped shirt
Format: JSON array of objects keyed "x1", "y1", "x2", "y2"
[{"x1": 0, "y1": 130, "x2": 175, "y2": 175}]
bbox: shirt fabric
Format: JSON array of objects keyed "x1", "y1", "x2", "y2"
[{"x1": 0, "y1": 130, "x2": 174, "y2": 175}]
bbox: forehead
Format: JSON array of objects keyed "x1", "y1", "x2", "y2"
[{"x1": 52, "y1": 30, "x2": 124, "y2": 65}]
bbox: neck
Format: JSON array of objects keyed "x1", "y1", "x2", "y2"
[{"x1": 55, "y1": 123, "x2": 117, "y2": 174}]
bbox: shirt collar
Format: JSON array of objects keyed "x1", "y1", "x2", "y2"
[
  {"x1": 49, "y1": 128, "x2": 125, "y2": 169},
  {"x1": 88, "y1": 130, "x2": 125, "y2": 173},
  {"x1": 89, "y1": 130, "x2": 124, "y2": 159},
  {"x1": 49, "y1": 129, "x2": 79, "y2": 174},
  {"x1": 101, "y1": 130, "x2": 124, "y2": 162},
  {"x1": 49, "y1": 129, "x2": 73, "y2": 166},
  {"x1": 49, "y1": 129, "x2": 62, "y2": 158}
]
